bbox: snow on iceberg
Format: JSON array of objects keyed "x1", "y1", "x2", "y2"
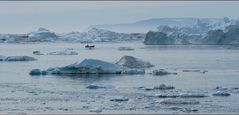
[
  {"x1": 116, "y1": 55, "x2": 154, "y2": 69},
  {"x1": 27, "y1": 27, "x2": 58, "y2": 42}
]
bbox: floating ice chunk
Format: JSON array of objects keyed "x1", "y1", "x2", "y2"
[
  {"x1": 4, "y1": 56, "x2": 36, "y2": 61},
  {"x1": 146, "y1": 93, "x2": 178, "y2": 98},
  {"x1": 116, "y1": 55, "x2": 154, "y2": 69},
  {"x1": 154, "y1": 84, "x2": 175, "y2": 90},
  {"x1": 179, "y1": 93, "x2": 207, "y2": 98},
  {"x1": 110, "y1": 96, "x2": 129, "y2": 102},
  {"x1": 181, "y1": 108, "x2": 199, "y2": 113},
  {"x1": 182, "y1": 69, "x2": 208, "y2": 74},
  {"x1": 47, "y1": 49, "x2": 78, "y2": 55},
  {"x1": 212, "y1": 91, "x2": 230, "y2": 96},
  {"x1": 86, "y1": 84, "x2": 114, "y2": 89},
  {"x1": 152, "y1": 69, "x2": 177, "y2": 76},
  {"x1": 89, "y1": 107, "x2": 103, "y2": 113},
  {"x1": 33, "y1": 51, "x2": 44, "y2": 55},
  {"x1": 121, "y1": 68, "x2": 145, "y2": 74},
  {"x1": 139, "y1": 84, "x2": 175, "y2": 91},
  {"x1": 118, "y1": 47, "x2": 134, "y2": 51},
  {"x1": 160, "y1": 99, "x2": 200, "y2": 105},
  {"x1": 29, "y1": 69, "x2": 47, "y2": 76}
]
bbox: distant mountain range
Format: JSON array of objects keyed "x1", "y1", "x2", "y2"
[{"x1": 89, "y1": 17, "x2": 238, "y2": 33}]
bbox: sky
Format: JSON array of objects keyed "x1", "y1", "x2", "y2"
[{"x1": 0, "y1": 1, "x2": 239, "y2": 34}]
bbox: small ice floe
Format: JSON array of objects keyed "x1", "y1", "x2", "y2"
[
  {"x1": 33, "y1": 51, "x2": 44, "y2": 55},
  {"x1": 89, "y1": 107, "x2": 103, "y2": 113},
  {"x1": 118, "y1": 47, "x2": 134, "y2": 51},
  {"x1": 160, "y1": 99, "x2": 200, "y2": 105},
  {"x1": 3, "y1": 56, "x2": 36, "y2": 61},
  {"x1": 151, "y1": 69, "x2": 177, "y2": 76},
  {"x1": 145, "y1": 102, "x2": 160, "y2": 110},
  {"x1": 116, "y1": 55, "x2": 154, "y2": 69},
  {"x1": 86, "y1": 83, "x2": 114, "y2": 89},
  {"x1": 47, "y1": 49, "x2": 78, "y2": 55},
  {"x1": 29, "y1": 69, "x2": 47, "y2": 75},
  {"x1": 181, "y1": 108, "x2": 198, "y2": 113},
  {"x1": 214, "y1": 86, "x2": 239, "y2": 94},
  {"x1": 146, "y1": 93, "x2": 178, "y2": 98},
  {"x1": 121, "y1": 68, "x2": 145, "y2": 74},
  {"x1": 178, "y1": 93, "x2": 208, "y2": 98},
  {"x1": 212, "y1": 91, "x2": 230, "y2": 96},
  {"x1": 182, "y1": 69, "x2": 208, "y2": 74},
  {"x1": 138, "y1": 84, "x2": 175, "y2": 91},
  {"x1": 110, "y1": 96, "x2": 129, "y2": 102}
]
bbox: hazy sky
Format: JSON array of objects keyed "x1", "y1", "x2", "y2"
[{"x1": 0, "y1": 1, "x2": 239, "y2": 34}]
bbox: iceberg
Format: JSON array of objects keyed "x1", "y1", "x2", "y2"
[
  {"x1": 86, "y1": 83, "x2": 114, "y2": 89},
  {"x1": 212, "y1": 91, "x2": 230, "y2": 96},
  {"x1": 27, "y1": 27, "x2": 58, "y2": 42},
  {"x1": 160, "y1": 99, "x2": 200, "y2": 105},
  {"x1": 116, "y1": 55, "x2": 154, "y2": 69},
  {"x1": 4, "y1": 56, "x2": 36, "y2": 61},
  {"x1": 110, "y1": 96, "x2": 128, "y2": 102},
  {"x1": 47, "y1": 49, "x2": 78, "y2": 55},
  {"x1": 151, "y1": 69, "x2": 177, "y2": 76}
]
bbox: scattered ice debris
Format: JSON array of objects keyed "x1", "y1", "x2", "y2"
[
  {"x1": 118, "y1": 47, "x2": 134, "y2": 51},
  {"x1": 47, "y1": 49, "x2": 78, "y2": 55},
  {"x1": 160, "y1": 99, "x2": 200, "y2": 105},
  {"x1": 182, "y1": 69, "x2": 208, "y2": 74},
  {"x1": 178, "y1": 93, "x2": 208, "y2": 98},
  {"x1": 146, "y1": 93, "x2": 178, "y2": 98},
  {"x1": 3, "y1": 56, "x2": 36, "y2": 61},
  {"x1": 154, "y1": 84, "x2": 175, "y2": 90},
  {"x1": 212, "y1": 91, "x2": 230, "y2": 96},
  {"x1": 116, "y1": 55, "x2": 154, "y2": 69},
  {"x1": 110, "y1": 96, "x2": 129, "y2": 102},
  {"x1": 151, "y1": 69, "x2": 177, "y2": 76},
  {"x1": 86, "y1": 84, "x2": 114, "y2": 89},
  {"x1": 33, "y1": 51, "x2": 44, "y2": 55},
  {"x1": 138, "y1": 84, "x2": 175, "y2": 91},
  {"x1": 89, "y1": 107, "x2": 103, "y2": 113},
  {"x1": 145, "y1": 102, "x2": 160, "y2": 110}
]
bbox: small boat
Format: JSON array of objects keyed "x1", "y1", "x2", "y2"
[{"x1": 85, "y1": 44, "x2": 95, "y2": 49}]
